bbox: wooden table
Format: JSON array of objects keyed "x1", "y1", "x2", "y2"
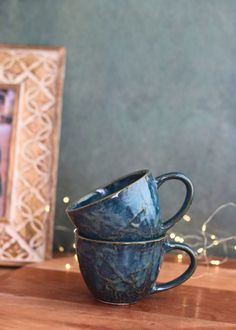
[{"x1": 0, "y1": 255, "x2": 235, "y2": 329}]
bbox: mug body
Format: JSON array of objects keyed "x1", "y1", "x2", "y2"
[
  {"x1": 67, "y1": 170, "x2": 162, "y2": 241},
  {"x1": 76, "y1": 233, "x2": 166, "y2": 304}
]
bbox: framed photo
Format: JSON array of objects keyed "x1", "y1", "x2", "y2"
[{"x1": 0, "y1": 45, "x2": 66, "y2": 265}]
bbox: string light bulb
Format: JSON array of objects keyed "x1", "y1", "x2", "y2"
[
  {"x1": 197, "y1": 248, "x2": 204, "y2": 254},
  {"x1": 170, "y1": 233, "x2": 175, "y2": 239},
  {"x1": 211, "y1": 234, "x2": 216, "y2": 240},
  {"x1": 210, "y1": 260, "x2": 220, "y2": 266},
  {"x1": 183, "y1": 214, "x2": 191, "y2": 222},
  {"x1": 175, "y1": 236, "x2": 184, "y2": 243},
  {"x1": 45, "y1": 205, "x2": 50, "y2": 212},
  {"x1": 65, "y1": 263, "x2": 71, "y2": 270},
  {"x1": 177, "y1": 254, "x2": 183, "y2": 262},
  {"x1": 58, "y1": 245, "x2": 64, "y2": 253},
  {"x1": 63, "y1": 196, "x2": 70, "y2": 204}
]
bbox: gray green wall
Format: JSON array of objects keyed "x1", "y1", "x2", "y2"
[{"x1": 0, "y1": 0, "x2": 235, "y2": 255}]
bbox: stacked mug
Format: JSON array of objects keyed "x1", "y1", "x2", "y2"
[{"x1": 66, "y1": 169, "x2": 197, "y2": 305}]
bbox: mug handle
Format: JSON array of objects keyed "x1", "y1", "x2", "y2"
[
  {"x1": 155, "y1": 172, "x2": 194, "y2": 233},
  {"x1": 151, "y1": 241, "x2": 197, "y2": 293}
]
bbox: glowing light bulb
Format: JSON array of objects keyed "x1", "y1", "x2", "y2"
[
  {"x1": 210, "y1": 234, "x2": 216, "y2": 240},
  {"x1": 177, "y1": 254, "x2": 183, "y2": 262},
  {"x1": 170, "y1": 233, "x2": 176, "y2": 239},
  {"x1": 183, "y1": 214, "x2": 191, "y2": 222},
  {"x1": 210, "y1": 260, "x2": 220, "y2": 266},
  {"x1": 74, "y1": 254, "x2": 77, "y2": 261},
  {"x1": 45, "y1": 205, "x2": 50, "y2": 212},
  {"x1": 202, "y1": 224, "x2": 206, "y2": 232},
  {"x1": 65, "y1": 263, "x2": 71, "y2": 270},
  {"x1": 73, "y1": 243, "x2": 76, "y2": 249},
  {"x1": 175, "y1": 236, "x2": 184, "y2": 243},
  {"x1": 197, "y1": 248, "x2": 204, "y2": 254},
  {"x1": 213, "y1": 240, "x2": 219, "y2": 246},
  {"x1": 58, "y1": 245, "x2": 64, "y2": 253},
  {"x1": 63, "y1": 196, "x2": 70, "y2": 204},
  {"x1": 234, "y1": 245, "x2": 236, "y2": 250}
]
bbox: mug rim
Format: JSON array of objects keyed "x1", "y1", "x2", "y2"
[
  {"x1": 75, "y1": 230, "x2": 167, "y2": 245},
  {"x1": 66, "y1": 169, "x2": 150, "y2": 213}
]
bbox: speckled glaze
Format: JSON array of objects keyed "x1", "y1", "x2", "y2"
[
  {"x1": 75, "y1": 232, "x2": 197, "y2": 305},
  {"x1": 67, "y1": 170, "x2": 194, "y2": 241}
]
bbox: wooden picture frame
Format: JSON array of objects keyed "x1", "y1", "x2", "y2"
[{"x1": 0, "y1": 45, "x2": 66, "y2": 265}]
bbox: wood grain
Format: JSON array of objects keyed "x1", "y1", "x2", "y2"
[{"x1": 0, "y1": 255, "x2": 235, "y2": 329}]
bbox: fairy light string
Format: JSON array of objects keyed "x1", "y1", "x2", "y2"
[
  {"x1": 172, "y1": 202, "x2": 236, "y2": 267},
  {"x1": 56, "y1": 196, "x2": 236, "y2": 268}
]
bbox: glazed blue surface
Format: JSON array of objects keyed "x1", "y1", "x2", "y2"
[
  {"x1": 76, "y1": 233, "x2": 197, "y2": 304},
  {"x1": 67, "y1": 170, "x2": 193, "y2": 241}
]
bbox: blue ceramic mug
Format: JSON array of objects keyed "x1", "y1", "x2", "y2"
[
  {"x1": 67, "y1": 169, "x2": 194, "y2": 241},
  {"x1": 75, "y1": 231, "x2": 197, "y2": 305}
]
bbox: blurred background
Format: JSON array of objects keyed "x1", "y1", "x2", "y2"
[{"x1": 0, "y1": 0, "x2": 235, "y2": 256}]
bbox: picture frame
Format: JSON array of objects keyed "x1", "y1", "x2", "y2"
[{"x1": 0, "y1": 45, "x2": 66, "y2": 265}]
